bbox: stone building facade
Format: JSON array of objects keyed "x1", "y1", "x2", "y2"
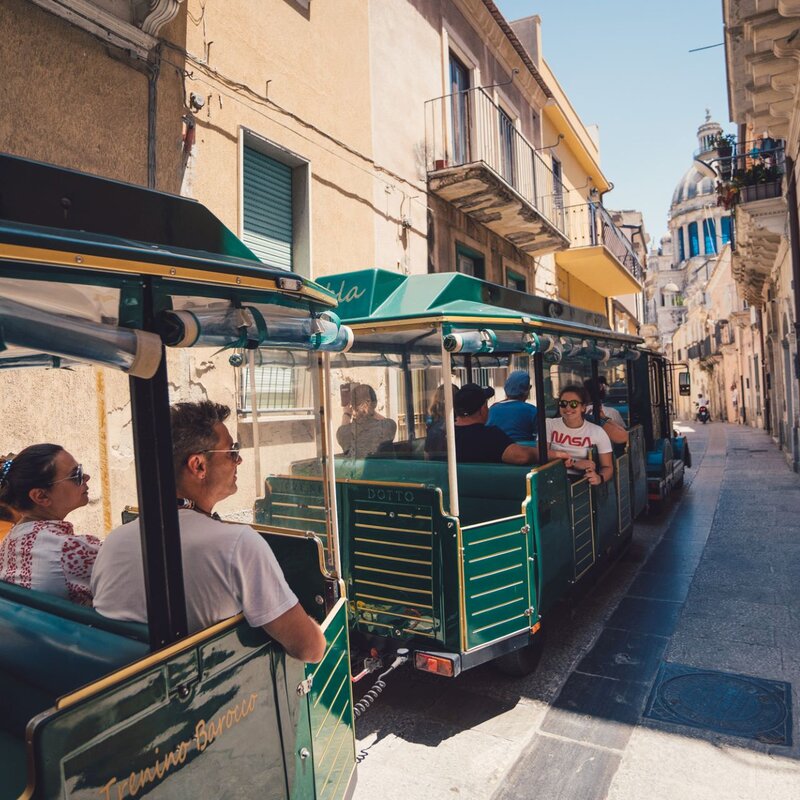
[
  {"x1": 0, "y1": 0, "x2": 651, "y2": 533},
  {"x1": 723, "y1": 0, "x2": 800, "y2": 470}
]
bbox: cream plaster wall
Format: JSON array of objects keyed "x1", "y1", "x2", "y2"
[
  {"x1": 368, "y1": 0, "x2": 440, "y2": 274},
  {"x1": 177, "y1": 0, "x2": 375, "y2": 280}
]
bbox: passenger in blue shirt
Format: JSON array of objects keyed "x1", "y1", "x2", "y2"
[{"x1": 488, "y1": 370, "x2": 538, "y2": 442}]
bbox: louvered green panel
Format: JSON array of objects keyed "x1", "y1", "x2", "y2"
[
  {"x1": 570, "y1": 478, "x2": 595, "y2": 580},
  {"x1": 306, "y1": 599, "x2": 356, "y2": 800},
  {"x1": 617, "y1": 453, "x2": 633, "y2": 532},
  {"x1": 461, "y1": 515, "x2": 531, "y2": 650},
  {"x1": 243, "y1": 147, "x2": 293, "y2": 270},
  {"x1": 629, "y1": 425, "x2": 648, "y2": 518},
  {"x1": 255, "y1": 476, "x2": 331, "y2": 568},
  {"x1": 340, "y1": 483, "x2": 447, "y2": 645}
]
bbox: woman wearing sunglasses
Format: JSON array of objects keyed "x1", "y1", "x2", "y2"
[
  {"x1": 546, "y1": 385, "x2": 614, "y2": 487},
  {"x1": 0, "y1": 444, "x2": 100, "y2": 605}
]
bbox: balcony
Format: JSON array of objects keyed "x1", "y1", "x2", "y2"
[
  {"x1": 714, "y1": 139, "x2": 785, "y2": 209},
  {"x1": 713, "y1": 139, "x2": 787, "y2": 304},
  {"x1": 424, "y1": 88, "x2": 569, "y2": 256},
  {"x1": 554, "y1": 202, "x2": 644, "y2": 297}
]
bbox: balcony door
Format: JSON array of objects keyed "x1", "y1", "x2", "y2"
[
  {"x1": 498, "y1": 107, "x2": 516, "y2": 187},
  {"x1": 450, "y1": 53, "x2": 471, "y2": 165},
  {"x1": 551, "y1": 155, "x2": 564, "y2": 226}
]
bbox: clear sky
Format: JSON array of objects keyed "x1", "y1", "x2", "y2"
[{"x1": 495, "y1": 0, "x2": 732, "y2": 246}]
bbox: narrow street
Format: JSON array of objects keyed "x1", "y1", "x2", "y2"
[{"x1": 352, "y1": 423, "x2": 800, "y2": 800}]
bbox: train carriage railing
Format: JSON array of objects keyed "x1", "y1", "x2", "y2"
[
  {"x1": 628, "y1": 425, "x2": 648, "y2": 518},
  {"x1": 570, "y1": 477, "x2": 595, "y2": 581},
  {"x1": 461, "y1": 513, "x2": 534, "y2": 651},
  {"x1": 256, "y1": 475, "x2": 332, "y2": 568},
  {"x1": 617, "y1": 452, "x2": 633, "y2": 533},
  {"x1": 304, "y1": 599, "x2": 356, "y2": 800}
]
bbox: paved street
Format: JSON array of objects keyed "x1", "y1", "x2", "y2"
[{"x1": 352, "y1": 423, "x2": 800, "y2": 800}]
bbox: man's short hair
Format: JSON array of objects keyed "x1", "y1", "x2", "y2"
[{"x1": 170, "y1": 401, "x2": 231, "y2": 476}]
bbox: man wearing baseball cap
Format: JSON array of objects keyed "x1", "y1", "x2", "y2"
[
  {"x1": 488, "y1": 370, "x2": 538, "y2": 442},
  {"x1": 454, "y1": 383, "x2": 540, "y2": 465}
]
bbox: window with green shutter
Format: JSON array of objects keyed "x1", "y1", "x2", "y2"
[{"x1": 242, "y1": 146, "x2": 293, "y2": 270}]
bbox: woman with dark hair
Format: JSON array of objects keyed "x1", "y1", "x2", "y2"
[
  {"x1": 546, "y1": 385, "x2": 614, "y2": 486},
  {"x1": 0, "y1": 445, "x2": 100, "y2": 605}
]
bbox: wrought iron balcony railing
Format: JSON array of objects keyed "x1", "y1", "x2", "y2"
[
  {"x1": 561, "y1": 202, "x2": 645, "y2": 283},
  {"x1": 424, "y1": 87, "x2": 566, "y2": 234},
  {"x1": 712, "y1": 138, "x2": 785, "y2": 209}
]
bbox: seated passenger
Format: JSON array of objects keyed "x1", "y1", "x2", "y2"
[
  {"x1": 547, "y1": 385, "x2": 613, "y2": 486},
  {"x1": 91, "y1": 401, "x2": 326, "y2": 663},
  {"x1": 488, "y1": 370, "x2": 538, "y2": 441},
  {"x1": 454, "y1": 384, "x2": 539, "y2": 465},
  {"x1": 337, "y1": 383, "x2": 397, "y2": 457},
  {"x1": 0, "y1": 445, "x2": 100, "y2": 605},
  {"x1": 424, "y1": 383, "x2": 458, "y2": 457},
  {"x1": 583, "y1": 377, "x2": 628, "y2": 445}
]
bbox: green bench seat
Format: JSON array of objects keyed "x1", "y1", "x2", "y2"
[
  {"x1": 335, "y1": 457, "x2": 533, "y2": 525},
  {"x1": 0, "y1": 585, "x2": 150, "y2": 799},
  {"x1": 0, "y1": 731, "x2": 25, "y2": 800}
]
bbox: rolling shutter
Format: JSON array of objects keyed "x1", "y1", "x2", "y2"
[{"x1": 242, "y1": 147, "x2": 293, "y2": 270}]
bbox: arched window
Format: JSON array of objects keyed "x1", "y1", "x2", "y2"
[
  {"x1": 688, "y1": 222, "x2": 699, "y2": 257},
  {"x1": 721, "y1": 216, "x2": 732, "y2": 245},
  {"x1": 678, "y1": 227, "x2": 686, "y2": 262},
  {"x1": 703, "y1": 218, "x2": 717, "y2": 254}
]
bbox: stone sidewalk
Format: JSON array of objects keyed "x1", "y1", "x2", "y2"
[
  {"x1": 497, "y1": 423, "x2": 800, "y2": 800},
  {"x1": 352, "y1": 423, "x2": 800, "y2": 800}
]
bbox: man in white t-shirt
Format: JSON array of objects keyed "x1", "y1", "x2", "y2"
[{"x1": 92, "y1": 401, "x2": 326, "y2": 663}]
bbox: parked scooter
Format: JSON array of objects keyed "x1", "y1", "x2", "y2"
[{"x1": 697, "y1": 405, "x2": 710, "y2": 424}]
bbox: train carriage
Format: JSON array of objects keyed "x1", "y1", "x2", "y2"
[
  {"x1": 0, "y1": 155, "x2": 357, "y2": 800},
  {"x1": 258, "y1": 268, "x2": 651, "y2": 678}
]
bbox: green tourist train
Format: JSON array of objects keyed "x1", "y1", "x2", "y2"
[
  {"x1": 0, "y1": 155, "x2": 688, "y2": 799},
  {"x1": 0, "y1": 155, "x2": 357, "y2": 800}
]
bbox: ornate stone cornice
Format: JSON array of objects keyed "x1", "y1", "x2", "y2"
[
  {"x1": 140, "y1": 0, "x2": 183, "y2": 36},
  {"x1": 28, "y1": 0, "x2": 182, "y2": 58},
  {"x1": 452, "y1": 0, "x2": 550, "y2": 107}
]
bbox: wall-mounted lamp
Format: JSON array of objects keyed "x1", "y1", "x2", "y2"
[{"x1": 189, "y1": 92, "x2": 205, "y2": 112}]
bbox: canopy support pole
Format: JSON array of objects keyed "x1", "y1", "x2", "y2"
[
  {"x1": 534, "y1": 353, "x2": 548, "y2": 465},
  {"x1": 130, "y1": 280, "x2": 187, "y2": 649},
  {"x1": 441, "y1": 342, "x2": 460, "y2": 519},
  {"x1": 248, "y1": 349, "x2": 262, "y2": 495}
]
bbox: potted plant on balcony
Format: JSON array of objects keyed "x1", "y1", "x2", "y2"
[
  {"x1": 713, "y1": 133, "x2": 736, "y2": 180},
  {"x1": 716, "y1": 179, "x2": 739, "y2": 210}
]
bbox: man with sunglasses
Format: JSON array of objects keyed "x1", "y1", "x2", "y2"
[{"x1": 92, "y1": 401, "x2": 326, "y2": 663}]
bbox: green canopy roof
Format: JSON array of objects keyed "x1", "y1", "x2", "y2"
[
  {"x1": 0, "y1": 153, "x2": 334, "y2": 306},
  {"x1": 318, "y1": 269, "x2": 640, "y2": 341}
]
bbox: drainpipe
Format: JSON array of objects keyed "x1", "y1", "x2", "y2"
[
  {"x1": 784, "y1": 156, "x2": 800, "y2": 427},
  {"x1": 757, "y1": 307, "x2": 770, "y2": 433},
  {"x1": 147, "y1": 46, "x2": 162, "y2": 189}
]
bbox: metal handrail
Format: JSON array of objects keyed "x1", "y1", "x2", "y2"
[
  {"x1": 424, "y1": 86, "x2": 566, "y2": 233},
  {"x1": 710, "y1": 138, "x2": 786, "y2": 183},
  {"x1": 561, "y1": 202, "x2": 644, "y2": 282}
]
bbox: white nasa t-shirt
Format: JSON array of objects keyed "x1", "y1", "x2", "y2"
[{"x1": 546, "y1": 416, "x2": 613, "y2": 464}]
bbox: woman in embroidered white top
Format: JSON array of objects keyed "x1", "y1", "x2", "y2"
[
  {"x1": 546, "y1": 385, "x2": 614, "y2": 487},
  {"x1": 0, "y1": 445, "x2": 101, "y2": 606}
]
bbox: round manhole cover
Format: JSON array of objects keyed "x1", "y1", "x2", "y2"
[{"x1": 656, "y1": 672, "x2": 787, "y2": 736}]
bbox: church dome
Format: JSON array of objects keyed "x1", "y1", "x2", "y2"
[{"x1": 671, "y1": 165, "x2": 715, "y2": 207}]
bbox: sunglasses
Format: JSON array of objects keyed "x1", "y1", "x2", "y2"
[
  {"x1": 49, "y1": 464, "x2": 85, "y2": 487},
  {"x1": 200, "y1": 442, "x2": 242, "y2": 462},
  {"x1": 559, "y1": 399, "x2": 582, "y2": 409}
]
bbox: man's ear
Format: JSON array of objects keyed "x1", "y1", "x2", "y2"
[
  {"x1": 28, "y1": 488, "x2": 51, "y2": 507},
  {"x1": 184, "y1": 454, "x2": 207, "y2": 480}
]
